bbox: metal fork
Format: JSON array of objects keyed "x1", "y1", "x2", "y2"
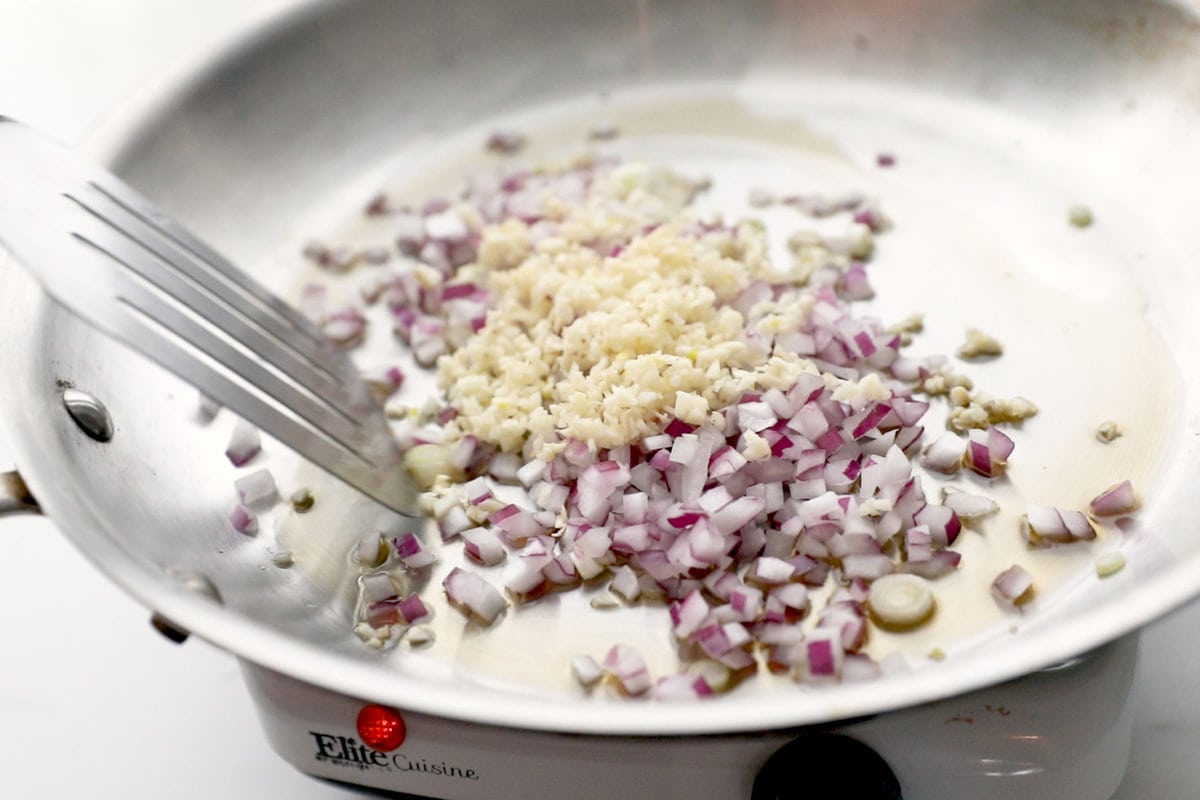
[{"x1": 0, "y1": 118, "x2": 414, "y2": 515}]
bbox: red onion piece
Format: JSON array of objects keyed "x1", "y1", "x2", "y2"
[
  {"x1": 229, "y1": 503, "x2": 258, "y2": 534},
  {"x1": 367, "y1": 592, "x2": 431, "y2": 627},
  {"x1": 670, "y1": 590, "x2": 711, "y2": 638},
  {"x1": 898, "y1": 550, "x2": 961, "y2": 579},
  {"x1": 1022, "y1": 504, "x2": 1096, "y2": 546},
  {"x1": 491, "y1": 504, "x2": 548, "y2": 543},
  {"x1": 321, "y1": 307, "x2": 368, "y2": 349},
  {"x1": 225, "y1": 420, "x2": 261, "y2": 466},
  {"x1": 913, "y1": 504, "x2": 962, "y2": 547},
  {"x1": 437, "y1": 505, "x2": 472, "y2": 541},
  {"x1": 992, "y1": 564, "x2": 1034, "y2": 605},
  {"x1": 1089, "y1": 480, "x2": 1139, "y2": 517},
  {"x1": 654, "y1": 674, "x2": 713, "y2": 701},
  {"x1": 804, "y1": 630, "x2": 844, "y2": 680},
  {"x1": 362, "y1": 365, "x2": 405, "y2": 401},
  {"x1": 461, "y1": 527, "x2": 506, "y2": 566},
  {"x1": 603, "y1": 644, "x2": 653, "y2": 696},
  {"x1": 393, "y1": 531, "x2": 437, "y2": 569},
  {"x1": 964, "y1": 426, "x2": 1013, "y2": 477}
]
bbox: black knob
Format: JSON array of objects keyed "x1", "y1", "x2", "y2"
[{"x1": 752, "y1": 733, "x2": 902, "y2": 800}]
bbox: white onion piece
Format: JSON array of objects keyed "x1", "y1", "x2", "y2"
[
  {"x1": 515, "y1": 457, "x2": 547, "y2": 487},
  {"x1": 842, "y1": 553, "x2": 896, "y2": 580},
  {"x1": 234, "y1": 468, "x2": 277, "y2": 508},
  {"x1": 749, "y1": 557, "x2": 795, "y2": 585},
  {"x1": 424, "y1": 210, "x2": 470, "y2": 242},
  {"x1": 437, "y1": 505, "x2": 472, "y2": 541},
  {"x1": 867, "y1": 574, "x2": 935, "y2": 628},
  {"x1": 442, "y1": 568, "x2": 507, "y2": 624},
  {"x1": 841, "y1": 654, "x2": 883, "y2": 682},
  {"x1": 610, "y1": 565, "x2": 641, "y2": 601},
  {"x1": 355, "y1": 534, "x2": 388, "y2": 568},
  {"x1": 359, "y1": 573, "x2": 398, "y2": 606},
  {"x1": 940, "y1": 487, "x2": 999, "y2": 520},
  {"x1": 920, "y1": 431, "x2": 965, "y2": 474},
  {"x1": 1089, "y1": 480, "x2": 1139, "y2": 517},
  {"x1": 197, "y1": 392, "x2": 221, "y2": 422},
  {"x1": 487, "y1": 452, "x2": 523, "y2": 484},
  {"x1": 571, "y1": 654, "x2": 604, "y2": 687}
]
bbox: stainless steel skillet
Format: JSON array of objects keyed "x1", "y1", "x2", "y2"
[{"x1": 3, "y1": 0, "x2": 1200, "y2": 745}]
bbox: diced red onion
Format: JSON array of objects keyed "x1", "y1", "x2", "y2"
[
  {"x1": 992, "y1": 564, "x2": 1034, "y2": 605},
  {"x1": 224, "y1": 420, "x2": 261, "y2": 466},
  {"x1": 603, "y1": 644, "x2": 653, "y2": 696},
  {"x1": 804, "y1": 630, "x2": 844, "y2": 680},
  {"x1": 670, "y1": 590, "x2": 711, "y2": 638},
  {"x1": 1089, "y1": 480, "x2": 1138, "y2": 517},
  {"x1": 461, "y1": 527, "x2": 506, "y2": 566},
  {"x1": 898, "y1": 549, "x2": 961, "y2": 579},
  {"x1": 442, "y1": 567, "x2": 506, "y2": 624},
  {"x1": 1023, "y1": 504, "x2": 1096, "y2": 546},
  {"x1": 393, "y1": 531, "x2": 437, "y2": 568},
  {"x1": 229, "y1": 503, "x2": 257, "y2": 534}
]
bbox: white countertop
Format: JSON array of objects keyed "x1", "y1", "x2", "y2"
[{"x1": 1, "y1": 2, "x2": 1198, "y2": 798}]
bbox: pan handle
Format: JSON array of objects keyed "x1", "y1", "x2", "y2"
[{"x1": 0, "y1": 469, "x2": 41, "y2": 516}]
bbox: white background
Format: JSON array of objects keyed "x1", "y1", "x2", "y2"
[{"x1": 0, "y1": 2, "x2": 1198, "y2": 798}]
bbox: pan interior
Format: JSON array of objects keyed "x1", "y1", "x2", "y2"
[{"x1": 5, "y1": 0, "x2": 1200, "y2": 734}]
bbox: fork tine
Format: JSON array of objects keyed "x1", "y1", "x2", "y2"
[
  {"x1": 78, "y1": 177, "x2": 363, "y2": 390},
  {"x1": 64, "y1": 190, "x2": 364, "y2": 420},
  {"x1": 0, "y1": 118, "x2": 414, "y2": 515},
  {"x1": 72, "y1": 234, "x2": 371, "y2": 453},
  {"x1": 113, "y1": 305, "x2": 411, "y2": 512}
]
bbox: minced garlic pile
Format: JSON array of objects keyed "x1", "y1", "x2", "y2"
[{"x1": 437, "y1": 163, "x2": 814, "y2": 460}]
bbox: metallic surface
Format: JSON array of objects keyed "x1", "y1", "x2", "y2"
[
  {"x1": 0, "y1": 469, "x2": 39, "y2": 517},
  {"x1": 2, "y1": 0, "x2": 1200, "y2": 738},
  {"x1": 244, "y1": 634, "x2": 1138, "y2": 799},
  {"x1": 0, "y1": 118, "x2": 415, "y2": 514},
  {"x1": 61, "y1": 387, "x2": 115, "y2": 442}
]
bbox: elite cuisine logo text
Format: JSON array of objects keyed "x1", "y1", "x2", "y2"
[{"x1": 309, "y1": 732, "x2": 481, "y2": 781}]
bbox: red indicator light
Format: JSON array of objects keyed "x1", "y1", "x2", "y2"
[{"x1": 356, "y1": 704, "x2": 407, "y2": 752}]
